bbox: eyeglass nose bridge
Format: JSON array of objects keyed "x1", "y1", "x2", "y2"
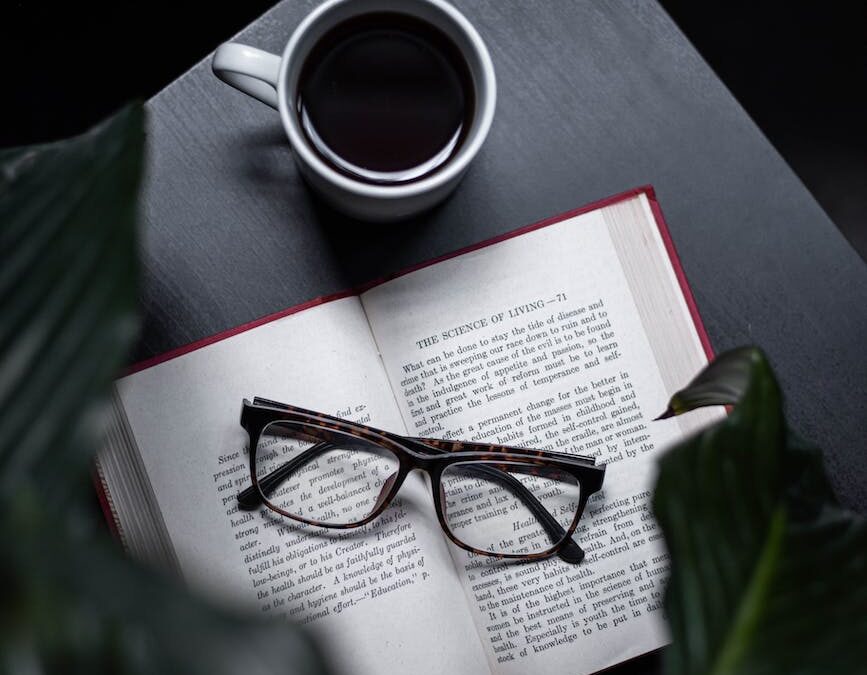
[
  {"x1": 370, "y1": 470, "x2": 401, "y2": 513},
  {"x1": 384, "y1": 452, "x2": 444, "y2": 499},
  {"x1": 365, "y1": 458, "x2": 421, "y2": 520}
]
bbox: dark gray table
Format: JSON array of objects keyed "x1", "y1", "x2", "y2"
[{"x1": 139, "y1": 4, "x2": 867, "y2": 669}]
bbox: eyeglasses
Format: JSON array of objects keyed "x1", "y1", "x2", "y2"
[{"x1": 237, "y1": 397, "x2": 606, "y2": 564}]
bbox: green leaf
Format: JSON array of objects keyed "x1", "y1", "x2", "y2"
[
  {"x1": 656, "y1": 346, "x2": 758, "y2": 419},
  {"x1": 653, "y1": 347, "x2": 867, "y2": 675},
  {"x1": 0, "y1": 107, "x2": 330, "y2": 674}
]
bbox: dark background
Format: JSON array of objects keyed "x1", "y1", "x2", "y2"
[{"x1": 2, "y1": 1, "x2": 865, "y2": 260}]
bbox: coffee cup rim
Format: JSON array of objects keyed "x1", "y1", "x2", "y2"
[{"x1": 276, "y1": 0, "x2": 496, "y2": 200}]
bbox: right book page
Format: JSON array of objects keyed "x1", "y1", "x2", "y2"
[{"x1": 360, "y1": 190, "x2": 724, "y2": 674}]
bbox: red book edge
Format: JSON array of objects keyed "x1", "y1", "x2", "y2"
[
  {"x1": 93, "y1": 464, "x2": 123, "y2": 542},
  {"x1": 95, "y1": 185, "x2": 714, "y2": 537}
]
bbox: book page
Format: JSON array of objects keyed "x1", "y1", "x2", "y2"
[
  {"x1": 361, "y1": 194, "x2": 723, "y2": 674},
  {"x1": 109, "y1": 297, "x2": 489, "y2": 675}
]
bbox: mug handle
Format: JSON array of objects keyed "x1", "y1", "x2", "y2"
[{"x1": 212, "y1": 43, "x2": 282, "y2": 109}]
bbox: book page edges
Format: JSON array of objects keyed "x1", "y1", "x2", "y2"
[
  {"x1": 643, "y1": 190, "x2": 714, "y2": 361},
  {"x1": 97, "y1": 389, "x2": 181, "y2": 573}
]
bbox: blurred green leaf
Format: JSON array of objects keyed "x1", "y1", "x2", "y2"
[
  {"x1": 2, "y1": 498, "x2": 326, "y2": 675},
  {"x1": 0, "y1": 106, "x2": 329, "y2": 675},
  {"x1": 654, "y1": 347, "x2": 867, "y2": 675},
  {"x1": 0, "y1": 106, "x2": 141, "y2": 503}
]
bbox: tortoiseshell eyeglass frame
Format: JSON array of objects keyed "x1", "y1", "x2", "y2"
[{"x1": 238, "y1": 397, "x2": 606, "y2": 564}]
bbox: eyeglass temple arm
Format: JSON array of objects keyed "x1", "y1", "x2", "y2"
[
  {"x1": 236, "y1": 441, "x2": 336, "y2": 510},
  {"x1": 402, "y1": 438, "x2": 585, "y2": 564},
  {"x1": 462, "y1": 463, "x2": 584, "y2": 563}
]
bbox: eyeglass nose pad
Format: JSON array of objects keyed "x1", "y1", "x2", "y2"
[{"x1": 371, "y1": 472, "x2": 399, "y2": 512}]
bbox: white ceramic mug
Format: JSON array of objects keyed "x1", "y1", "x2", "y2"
[{"x1": 212, "y1": 0, "x2": 496, "y2": 221}]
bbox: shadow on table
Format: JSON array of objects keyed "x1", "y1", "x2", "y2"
[
  {"x1": 609, "y1": 650, "x2": 662, "y2": 674},
  {"x1": 233, "y1": 124, "x2": 452, "y2": 285},
  {"x1": 309, "y1": 193, "x2": 451, "y2": 286}
]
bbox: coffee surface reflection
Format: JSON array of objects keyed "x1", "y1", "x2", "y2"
[{"x1": 297, "y1": 12, "x2": 475, "y2": 184}]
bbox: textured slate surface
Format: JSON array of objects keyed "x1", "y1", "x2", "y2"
[{"x1": 140, "y1": 0, "x2": 867, "y2": 538}]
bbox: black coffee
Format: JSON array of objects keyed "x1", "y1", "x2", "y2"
[{"x1": 297, "y1": 13, "x2": 474, "y2": 184}]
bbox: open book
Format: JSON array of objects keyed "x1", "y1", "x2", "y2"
[{"x1": 98, "y1": 187, "x2": 723, "y2": 675}]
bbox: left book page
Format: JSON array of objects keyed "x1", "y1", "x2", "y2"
[{"x1": 99, "y1": 296, "x2": 490, "y2": 675}]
